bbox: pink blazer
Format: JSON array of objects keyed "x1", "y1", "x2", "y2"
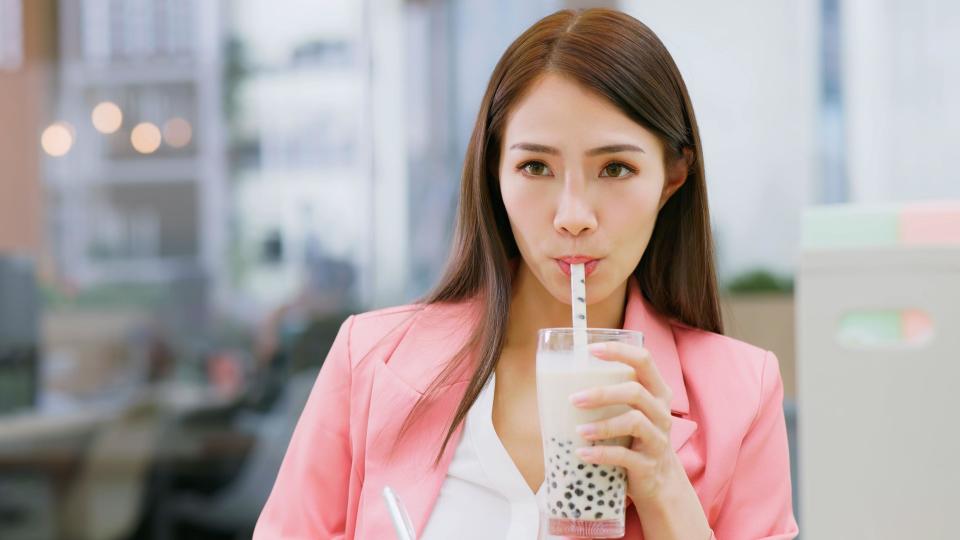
[{"x1": 254, "y1": 279, "x2": 799, "y2": 539}]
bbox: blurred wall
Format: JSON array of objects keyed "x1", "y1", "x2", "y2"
[
  {"x1": 0, "y1": 0, "x2": 55, "y2": 259},
  {"x1": 842, "y1": 0, "x2": 960, "y2": 202},
  {"x1": 620, "y1": 0, "x2": 819, "y2": 279}
]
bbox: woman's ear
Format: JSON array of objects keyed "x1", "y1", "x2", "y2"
[{"x1": 658, "y1": 147, "x2": 694, "y2": 211}]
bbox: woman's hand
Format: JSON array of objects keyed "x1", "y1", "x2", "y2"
[{"x1": 567, "y1": 341, "x2": 682, "y2": 505}]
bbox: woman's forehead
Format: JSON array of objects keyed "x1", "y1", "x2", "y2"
[{"x1": 502, "y1": 73, "x2": 659, "y2": 154}]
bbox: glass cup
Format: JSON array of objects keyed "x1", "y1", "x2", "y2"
[{"x1": 536, "y1": 328, "x2": 643, "y2": 538}]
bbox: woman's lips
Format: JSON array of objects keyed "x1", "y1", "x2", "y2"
[{"x1": 555, "y1": 258, "x2": 600, "y2": 277}]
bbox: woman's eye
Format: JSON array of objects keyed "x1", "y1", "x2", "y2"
[
  {"x1": 600, "y1": 162, "x2": 636, "y2": 178},
  {"x1": 518, "y1": 161, "x2": 552, "y2": 177}
]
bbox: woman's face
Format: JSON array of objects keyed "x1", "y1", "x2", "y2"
[{"x1": 498, "y1": 73, "x2": 688, "y2": 306}]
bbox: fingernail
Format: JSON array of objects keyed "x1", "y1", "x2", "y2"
[
  {"x1": 576, "y1": 424, "x2": 596, "y2": 438},
  {"x1": 588, "y1": 342, "x2": 608, "y2": 355},
  {"x1": 576, "y1": 447, "x2": 598, "y2": 460},
  {"x1": 568, "y1": 391, "x2": 589, "y2": 405}
]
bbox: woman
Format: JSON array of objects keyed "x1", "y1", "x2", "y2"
[{"x1": 255, "y1": 8, "x2": 798, "y2": 540}]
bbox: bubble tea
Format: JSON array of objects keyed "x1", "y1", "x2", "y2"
[{"x1": 535, "y1": 263, "x2": 642, "y2": 537}]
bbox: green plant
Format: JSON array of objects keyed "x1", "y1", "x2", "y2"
[{"x1": 724, "y1": 269, "x2": 794, "y2": 294}]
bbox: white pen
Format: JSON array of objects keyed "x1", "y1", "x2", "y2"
[{"x1": 382, "y1": 485, "x2": 417, "y2": 540}]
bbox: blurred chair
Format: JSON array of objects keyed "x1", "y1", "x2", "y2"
[
  {"x1": 60, "y1": 400, "x2": 165, "y2": 540},
  {"x1": 144, "y1": 312, "x2": 347, "y2": 538},
  {"x1": 154, "y1": 367, "x2": 319, "y2": 539},
  {"x1": 245, "y1": 312, "x2": 351, "y2": 412}
]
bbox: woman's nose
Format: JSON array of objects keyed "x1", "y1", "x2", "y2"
[{"x1": 553, "y1": 182, "x2": 597, "y2": 237}]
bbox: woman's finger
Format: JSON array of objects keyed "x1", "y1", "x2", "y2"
[
  {"x1": 575, "y1": 441, "x2": 658, "y2": 473},
  {"x1": 577, "y1": 408, "x2": 669, "y2": 452},
  {"x1": 588, "y1": 342, "x2": 673, "y2": 405},
  {"x1": 569, "y1": 380, "x2": 672, "y2": 432}
]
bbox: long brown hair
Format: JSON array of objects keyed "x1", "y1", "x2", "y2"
[{"x1": 396, "y1": 8, "x2": 723, "y2": 466}]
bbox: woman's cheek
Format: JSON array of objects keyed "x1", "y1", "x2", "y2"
[
  {"x1": 514, "y1": 208, "x2": 545, "y2": 251},
  {"x1": 616, "y1": 184, "x2": 660, "y2": 224},
  {"x1": 603, "y1": 193, "x2": 658, "y2": 261},
  {"x1": 500, "y1": 181, "x2": 524, "y2": 223},
  {"x1": 501, "y1": 182, "x2": 539, "y2": 250},
  {"x1": 505, "y1": 182, "x2": 545, "y2": 226}
]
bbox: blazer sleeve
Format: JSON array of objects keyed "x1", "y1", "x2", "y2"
[
  {"x1": 709, "y1": 351, "x2": 799, "y2": 540},
  {"x1": 254, "y1": 315, "x2": 356, "y2": 540}
]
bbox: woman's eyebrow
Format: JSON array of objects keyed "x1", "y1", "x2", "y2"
[{"x1": 508, "y1": 142, "x2": 645, "y2": 156}]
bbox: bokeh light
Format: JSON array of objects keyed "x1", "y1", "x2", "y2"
[
  {"x1": 41, "y1": 122, "x2": 74, "y2": 157},
  {"x1": 163, "y1": 117, "x2": 193, "y2": 148},
  {"x1": 91, "y1": 101, "x2": 123, "y2": 134},
  {"x1": 130, "y1": 122, "x2": 162, "y2": 154}
]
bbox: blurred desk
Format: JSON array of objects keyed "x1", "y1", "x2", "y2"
[
  {"x1": 0, "y1": 405, "x2": 106, "y2": 540},
  {"x1": 0, "y1": 406, "x2": 117, "y2": 449},
  {"x1": 0, "y1": 381, "x2": 238, "y2": 447},
  {"x1": 0, "y1": 381, "x2": 247, "y2": 539}
]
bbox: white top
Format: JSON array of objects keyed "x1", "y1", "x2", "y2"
[{"x1": 421, "y1": 372, "x2": 562, "y2": 540}]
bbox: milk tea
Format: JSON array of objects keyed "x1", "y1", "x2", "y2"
[{"x1": 536, "y1": 350, "x2": 636, "y2": 537}]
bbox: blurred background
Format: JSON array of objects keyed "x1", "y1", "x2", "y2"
[{"x1": 1, "y1": 0, "x2": 958, "y2": 538}]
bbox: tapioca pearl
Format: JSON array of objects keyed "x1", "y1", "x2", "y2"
[
  {"x1": 551, "y1": 481, "x2": 557, "y2": 488},
  {"x1": 586, "y1": 495, "x2": 594, "y2": 502},
  {"x1": 587, "y1": 483, "x2": 595, "y2": 489},
  {"x1": 585, "y1": 472, "x2": 593, "y2": 478},
  {"x1": 594, "y1": 512, "x2": 604, "y2": 519},
  {"x1": 597, "y1": 490, "x2": 605, "y2": 497},
  {"x1": 597, "y1": 499, "x2": 605, "y2": 506},
  {"x1": 564, "y1": 491, "x2": 573, "y2": 500},
  {"x1": 573, "y1": 509, "x2": 582, "y2": 518},
  {"x1": 562, "y1": 511, "x2": 568, "y2": 518},
  {"x1": 574, "y1": 488, "x2": 584, "y2": 496},
  {"x1": 600, "y1": 470, "x2": 608, "y2": 477},
  {"x1": 577, "y1": 464, "x2": 585, "y2": 470}
]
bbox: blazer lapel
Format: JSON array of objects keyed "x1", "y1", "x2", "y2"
[
  {"x1": 354, "y1": 300, "x2": 479, "y2": 539},
  {"x1": 621, "y1": 277, "x2": 698, "y2": 448},
  {"x1": 620, "y1": 278, "x2": 700, "y2": 513}
]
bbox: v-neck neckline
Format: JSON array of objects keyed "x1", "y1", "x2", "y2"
[{"x1": 471, "y1": 372, "x2": 546, "y2": 499}]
